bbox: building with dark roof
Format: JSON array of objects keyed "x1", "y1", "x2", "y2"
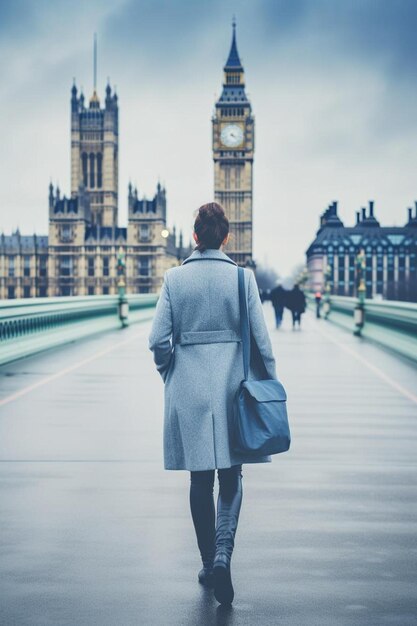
[{"x1": 306, "y1": 200, "x2": 417, "y2": 301}]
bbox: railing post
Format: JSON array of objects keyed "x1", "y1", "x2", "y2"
[
  {"x1": 323, "y1": 263, "x2": 332, "y2": 319},
  {"x1": 117, "y1": 247, "x2": 129, "y2": 328},
  {"x1": 353, "y1": 282, "x2": 366, "y2": 336},
  {"x1": 354, "y1": 249, "x2": 366, "y2": 336}
]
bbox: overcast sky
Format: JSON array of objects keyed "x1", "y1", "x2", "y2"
[{"x1": 1, "y1": 0, "x2": 416, "y2": 275}]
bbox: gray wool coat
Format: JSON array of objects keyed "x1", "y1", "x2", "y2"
[{"x1": 148, "y1": 247, "x2": 278, "y2": 471}]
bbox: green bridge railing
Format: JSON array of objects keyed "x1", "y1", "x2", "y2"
[
  {"x1": 0, "y1": 294, "x2": 157, "y2": 366},
  {"x1": 307, "y1": 294, "x2": 417, "y2": 364}
]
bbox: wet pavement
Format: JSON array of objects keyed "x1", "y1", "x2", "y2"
[{"x1": 0, "y1": 306, "x2": 416, "y2": 626}]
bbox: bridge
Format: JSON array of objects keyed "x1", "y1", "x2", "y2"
[{"x1": 0, "y1": 298, "x2": 416, "y2": 625}]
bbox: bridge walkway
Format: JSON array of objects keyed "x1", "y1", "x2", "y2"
[{"x1": 0, "y1": 305, "x2": 416, "y2": 625}]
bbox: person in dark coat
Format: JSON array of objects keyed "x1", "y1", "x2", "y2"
[
  {"x1": 148, "y1": 202, "x2": 278, "y2": 605},
  {"x1": 286, "y1": 284, "x2": 306, "y2": 329},
  {"x1": 270, "y1": 283, "x2": 287, "y2": 328}
]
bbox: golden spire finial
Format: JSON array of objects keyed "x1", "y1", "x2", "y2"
[{"x1": 89, "y1": 33, "x2": 100, "y2": 106}]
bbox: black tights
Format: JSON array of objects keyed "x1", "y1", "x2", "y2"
[{"x1": 189, "y1": 464, "x2": 243, "y2": 568}]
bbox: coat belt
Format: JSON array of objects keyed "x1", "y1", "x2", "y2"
[{"x1": 176, "y1": 330, "x2": 241, "y2": 345}]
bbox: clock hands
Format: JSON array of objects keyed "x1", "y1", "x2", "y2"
[{"x1": 221, "y1": 124, "x2": 243, "y2": 146}]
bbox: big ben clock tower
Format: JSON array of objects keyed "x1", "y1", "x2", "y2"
[{"x1": 212, "y1": 20, "x2": 255, "y2": 267}]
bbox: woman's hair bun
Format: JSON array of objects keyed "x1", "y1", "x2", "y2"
[{"x1": 193, "y1": 202, "x2": 229, "y2": 252}]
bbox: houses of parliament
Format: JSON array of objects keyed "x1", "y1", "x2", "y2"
[{"x1": 0, "y1": 24, "x2": 255, "y2": 299}]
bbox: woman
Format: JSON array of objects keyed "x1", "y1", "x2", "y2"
[{"x1": 148, "y1": 202, "x2": 278, "y2": 605}]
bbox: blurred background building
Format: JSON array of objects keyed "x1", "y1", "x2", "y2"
[
  {"x1": 306, "y1": 200, "x2": 417, "y2": 301},
  {"x1": 0, "y1": 78, "x2": 189, "y2": 298},
  {"x1": 0, "y1": 25, "x2": 258, "y2": 299},
  {"x1": 0, "y1": 24, "x2": 194, "y2": 300}
]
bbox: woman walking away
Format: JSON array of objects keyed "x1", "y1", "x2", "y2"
[{"x1": 148, "y1": 202, "x2": 278, "y2": 605}]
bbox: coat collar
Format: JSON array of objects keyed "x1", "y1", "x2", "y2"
[{"x1": 182, "y1": 248, "x2": 238, "y2": 266}]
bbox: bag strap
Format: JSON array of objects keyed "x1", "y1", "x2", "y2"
[{"x1": 238, "y1": 266, "x2": 250, "y2": 381}]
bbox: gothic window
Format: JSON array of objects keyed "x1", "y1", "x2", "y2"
[
  {"x1": 23, "y1": 255, "x2": 31, "y2": 277},
  {"x1": 89, "y1": 153, "x2": 95, "y2": 188},
  {"x1": 139, "y1": 224, "x2": 150, "y2": 242},
  {"x1": 61, "y1": 224, "x2": 72, "y2": 242},
  {"x1": 60, "y1": 256, "x2": 73, "y2": 277},
  {"x1": 225, "y1": 169, "x2": 230, "y2": 189},
  {"x1": 88, "y1": 257, "x2": 95, "y2": 277},
  {"x1": 102, "y1": 256, "x2": 110, "y2": 276},
  {"x1": 236, "y1": 166, "x2": 241, "y2": 189},
  {"x1": 349, "y1": 254, "x2": 355, "y2": 286},
  {"x1": 138, "y1": 256, "x2": 150, "y2": 276},
  {"x1": 377, "y1": 251, "x2": 383, "y2": 288},
  {"x1": 338, "y1": 253, "x2": 345, "y2": 284},
  {"x1": 82, "y1": 152, "x2": 88, "y2": 186},
  {"x1": 39, "y1": 256, "x2": 47, "y2": 277},
  {"x1": 8, "y1": 256, "x2": 15, "y2": 277},
  {"x1": 235, "y1": 196, "x2": 241, "y2": 221},
  {"x1": 97, "y1": 153, "x2": 103, "y2": 188},
  {"x1": 410, "y1": 252, "x2": 416, "y2": 265}
]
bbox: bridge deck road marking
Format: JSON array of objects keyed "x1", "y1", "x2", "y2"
[
  {"x1": 312, "y1": 321, "x2": 417, "y2": 405},
  {"x1": 0, "y1": 328, "x2": 150, "y2": 408}
]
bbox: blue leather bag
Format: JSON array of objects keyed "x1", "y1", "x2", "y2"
[{"x1": 232, "y1": 267, "x2": 291, "y2": 456}]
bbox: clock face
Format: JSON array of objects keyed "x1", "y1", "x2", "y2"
[{"x1": 220, "y1": 124, "x2": 244, "y2": 148}]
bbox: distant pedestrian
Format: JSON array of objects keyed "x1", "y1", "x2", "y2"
[
  {"x1": 315, "y1": 291, "x2": 322, "y2": 318},
  {"x1": 270, "y1": 283, "x2": 287, "y2": 328},
  {"x1": 148, "y1": 202, "x2": 278, "y2": 606},
  {"x1": 287, "y1": 284, "x2": 306, "y2": 329}
]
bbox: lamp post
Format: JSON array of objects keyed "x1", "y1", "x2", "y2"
[
  {"x1": 354, "y1": 248, "x2": 366, "y2": 335},
  {"x1": 323, "y1": 263, "x2": 332, "y2": 319},
  {"x1": 117, "y1": 246, "x2": 128, "y2": 327}
]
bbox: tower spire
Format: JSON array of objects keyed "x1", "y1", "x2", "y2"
[
  {"x1": 225, "y1": 16, "x2": 242, "y2": 69},
  {"x1": 90, "y1": 33, "x2": 100, "y2": 107},
  {"x1": 94, "y1": 32, "x2": 97, "y2": 92}
]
